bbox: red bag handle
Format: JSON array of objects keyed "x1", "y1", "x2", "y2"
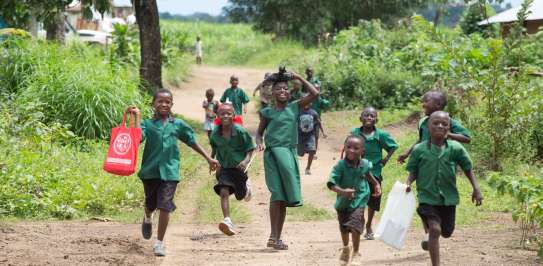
[{"x1": 120, "y1": 112, "x2": 136, "y2": 128}]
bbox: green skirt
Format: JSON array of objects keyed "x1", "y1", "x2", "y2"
[{"x1": 264, "y1": 147, "x2": 302, "y2": 207}]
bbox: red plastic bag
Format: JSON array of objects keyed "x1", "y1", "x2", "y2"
[{"x1": 103, "y1": 112, "x2": 142, "y2": 176}]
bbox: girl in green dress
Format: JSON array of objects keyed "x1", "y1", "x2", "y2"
[{"x1": 255, "y1": 72, "x2": 319, "y2": 250}]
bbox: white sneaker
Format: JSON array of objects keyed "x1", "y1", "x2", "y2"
[
  {"x1": 244, "y1": 179, "x2": 252, "y2": 202},
  {"x1": 219, "y1": 219, "x2": 236, "y2": 236}
]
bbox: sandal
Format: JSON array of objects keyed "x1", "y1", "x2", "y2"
[
  {"x1": 273, "y1": 239, "x2": 289, "y2": 250},
  {"x1": 266, "y1": 238, "x2": 275, "y2": 248},
  {"x1": 364, "y1": 232, "x2": 375, "y2": 240}
]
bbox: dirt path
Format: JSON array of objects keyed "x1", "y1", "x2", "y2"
[{"x1": 1, "y1": 65, "x2": 539, "y2": 266}]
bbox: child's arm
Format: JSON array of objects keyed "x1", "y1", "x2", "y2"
[
  {"x1": 381, "y1": 149, "x2": 396, "y2": 166},
  {"x1": 366, "y1": 173, "x2": 381, "y2": 197},
  {"x1": 405, "y1": 172, "x2": 416, "y2": 192},
  {"x1": 329, "y1": 185, "x2": 355, "y2": 200},
  {"x1": 255, "y1": 114, "x2": 269, "y2": 151},
  {"x1": 253, "y1": 83, "x2": 262, "y2": 97},
  {"x1": 294, "y1": 73, "x2": 319, "y2": 107},
  {"x1": 189, "y1": 142, "x2": 219, "y2": 171},
  {"x1": 236, "y1": 149, "x2": 255, "y2": 172},
  {"x1": 447, "y1": 132, "x2": 471, "y2": 144},
  {"x1": 464, "y1": 169, "x2": 483, "y2": 206},
  {"x1": 397, "y1": 144, "x2": 415, "y2": 164},
  {"x1": 126, "y1": 106, "x2": 141, "y2": 127},
  {"x1": 317, "y1": 116, "x2": 327, "y2": 138}
]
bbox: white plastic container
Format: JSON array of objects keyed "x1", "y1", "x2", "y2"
[{"x1": 375, "y1": 181, "x2": 417, "y2": 250}]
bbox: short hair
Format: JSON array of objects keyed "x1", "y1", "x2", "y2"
[
  {"x1": 230, "y1": 75, "x2": 239, "y2": 81},
  {"x1": 205, "y1": 88, "x2": 214, "y2": 96},
  {"x1": 152, "y1": 88, "x2": 173, "y2": 103},
  {"x1": 360, "y1": 106, "x2": 377, "y2": 117},
  {"x1": 344, "y1": 134, "x2": 365, "y2": 146},
  {"x1": 217, "y1": 103, "x2": 234, "y2": 114},
  {"x1": 272, "y1": 80, "x2": 288, "y2": 88},
  {"x1": 423, "y1": 90, "x2": 447, "y2": 109},
  {"x1": 429, "y1": 110, "x2": 450, "y2": 122}
]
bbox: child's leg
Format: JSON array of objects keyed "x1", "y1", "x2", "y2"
[
  {"x1": 220, "y1": 187, "x2": 231, "y2": 218},
  {"x1": 269, "y1": 201, "x2": 281, "y2": 241},
  {"x1": 427, "y1": 220, "x2": 442, "y2": 266},
  {"x1": 306, "y1": 152, "x2": 314, "y2": 170},
  {"x1": 157, "y1": 209, "x2": 170, "y2": 241},
  {"x1": 341, "y1": 231, "x2": 350, "y2": 246},
  {"x1": 366, "y1": 208, "x2": 375, "y2": 234},
  {"x1": 276, "y1": 201, "x2": 287, "y2": 239},
  {"x1": 352, "y1": 231, "x2": 361, "y2": 253}
]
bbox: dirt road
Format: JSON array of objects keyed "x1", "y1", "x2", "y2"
[{"x1": 0, "y1": 65, "x2": 538, "y2": 266}]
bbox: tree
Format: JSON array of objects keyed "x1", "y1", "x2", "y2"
[
  {"x1": 459, "y1": 1, "x2": 498, "y2": 36},
  {"x1": 134, "y1": 0, "x2": 163, "y2": 92}
]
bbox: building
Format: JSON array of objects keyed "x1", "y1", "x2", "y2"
[{"x1": 478, "y1": 0, "x2": 543, "y2": 35}]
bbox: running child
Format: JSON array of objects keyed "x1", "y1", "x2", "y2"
[
  {"x1": 220, "y1": 75, "x2": 250, "y2": 119},
  {"x1": 256, "y1": 71, "x2": 319, "y2": 250},
  {"x1": 350, "y1": 107, "x2": 398, "y2": 240},
  {"x1": 210, "y1": 103, "x2": 256, "y2": 236},
  {"x1": 298, "y1": 103, "x2": 326, "y2": 175},
  {"x1": 289, "y1": 79, "x2": 303, "y2": 102},
  {"x1": 405, "y1": 111, "x2": 483, "y2": 266},
  {"x1": 127, "y1": 89, "x2": 219, "y2": 257},
  {"x1": 253, "y1": 73, "x2": 273, "y2": 109},
  {"x1": 327, "y1": 135, "x2": 381, "y2": 265},
  {"x1": 203, "y1": 88, "x2": 219, "y2": 137},
  {"x1": 398, "y1": 90, "x2": 470, "y2": 163}
]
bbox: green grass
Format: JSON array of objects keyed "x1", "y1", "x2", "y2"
[
  {"x1": 161, "y1": 20, "x2": 317, "y2": 68},
  {"x1": 287, "y1": 203, "x2": 335, "y2": 222}
]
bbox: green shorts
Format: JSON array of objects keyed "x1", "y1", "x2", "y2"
[{"x1": 264, "y1": 147, "x2": 303, "y2": 207}]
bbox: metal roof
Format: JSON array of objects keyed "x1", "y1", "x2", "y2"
[{"x1": 479, "y1": 0, "x2": 543, "y2": 25}]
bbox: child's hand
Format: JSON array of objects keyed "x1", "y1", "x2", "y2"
[
  {"x1": 126, "y1": 106, "x2": 140, "y2": 115},
  {"x1": 472, "y1": 188, "x2": 483, "y2": 206},
  {"x1": 372, "y1": 184, "x2": 381, "y2": 197},
  {"x1": 380, "y1": 157, "x2": 389, "y2": 166},
  {"x1": 207, "y1": 158, "x2": 219, "y2": 172},
  {"x1": 339, "y1": 188, "x2": 355, "y2": 200},
  {"x1": 397, "y1": 153, "x2": 408, "y2": 164},
  {"x1": 322, "y1": 133, "x2": 328, "y2": 139},
  {"x1": 405, "y1": 184, "x2": 412, "y2": 193},
  {"x1": 236, "y1": 159, "x2": 249, "y2": 172},
  {"x1": 256, "y1": 143, "x2": 265, "y2": 152}
]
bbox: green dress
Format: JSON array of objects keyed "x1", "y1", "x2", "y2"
[{"x1": 260, "y1": 101, "x2": 302, "y2": 207}]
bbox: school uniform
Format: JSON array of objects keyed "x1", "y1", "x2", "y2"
[
  {"x1": 260, "y1": 101, "x2": 302, "y2": 207},
  {"x1": 220, "y1": 87, "x2": 250, "y2": 116},
  {"x1": 418, "y1": 116, "x2": 471, "y2": 142},
  {"x1": 350, "y1": 127, "x2": 398, "y2": 211},
  {"x1": 210, "y1": 124, "x2": 255, "y2": 200},
  {"x1": 406, "y1": 140, "x2": 473, "y2": 237},
  {"x1": 327, "y1": 159, "x2": 373, "y2": 234},
  {"x1": 138, "y1": 117, "x2": 196, "y2": 213}
]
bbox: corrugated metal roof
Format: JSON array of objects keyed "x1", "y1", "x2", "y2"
[{"x1": 479, "y1": 0, "x2": 543, "y2": 25}]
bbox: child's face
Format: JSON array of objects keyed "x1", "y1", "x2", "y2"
[
  {"x1": 428, "y1": 114, "x2": 450, "y2": 139},
  {"x1": 302, "y1": 104, "x2": 310, "y2": 111},
  {"x1": 230, "y1": 78, "x2": 239, "y2": 88},
  {"x1": 360, "y1": 110, "x2": 377, "y2": 127},
  {"x1": 153, "y1": 93, "x2": 173, "y2": 116},
  {"x1": 344, "y1": 138, "x2": 364, "y2": 161},
  {"x1": 206, "y1": 92, "x2": 214, "y2": 101},
  {"x1": 272, "y1": 82, "x2": 290, "y2": 103},
  {"x1": 292, "y1": 80, "x2": 302, "y2": 90},
  {"x1": 422, "y1": 95, "x2": 441, "y2": 116},
  {"x1": 218, "y1": 107, "x2": 234, "y2": 126},
  {"x1": 306, "y1": 68, "x2": 313, "y2": 78}
]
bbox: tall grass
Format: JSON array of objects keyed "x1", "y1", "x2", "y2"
[{"x1": 161, "y1": 20, "x2": 317, "y2": 68}]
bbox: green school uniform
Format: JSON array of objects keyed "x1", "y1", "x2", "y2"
[
  {"x1": 138, "y1": 118, "x2": 196, "y2": 182},
  {"x1": 260, "y1": 101, "x2": 302, "y2": 206},
  {"x1": 418, "y1": 116, "x2": 470, "y2": 142},
  {"x1": 220, "y1": 87, "x2": 250, "y2": 115},
  {"x1": 406, "y1": 140, "x2": 473, "y2": 206},
  {"x1": 210, "y1": 124, "x2": 255, "y2": 168},
  {"x1": 327, "y1": 159, "x2": 373, "y2": 211},
  {"x1": 311, "y1": 96, "x2": 330, "y2": 117},
  {"x1": 351, "y1": 127, "x2": 398, "y2": 179},
  {"x1": 289, "y1": 89, "x2": 303, "y2": 103}
]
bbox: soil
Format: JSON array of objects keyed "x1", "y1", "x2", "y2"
[{"x1": 1, "y1": 65, "x2": 540, "y2": 266}]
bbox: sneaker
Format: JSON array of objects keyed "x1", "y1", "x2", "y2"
[
  {"x1": 421, "y1": 240, "x2": 429, "y2": 251},
  {"x1": 153, "y1": 243, "x2": 166, "y2": 256},
  {"x1": 244, "y1": 179, "x2": 252, "y2": 202},
  {"x1": 364, "y1": 232, "x2": 375, "y2": 240},
  {"x1": 351, "y1": 252, "x2": 361, "y2": 266},
  {"x1": 339, "y1": 245, "x2": 352, "y2": 265},
  {"x1": 305, "y1": 168, "x2": 311, "y2": 175},
  {"x1": 141, "y1": 218, "x2": 152, "y2": 240},
  {"x1": 219, "y1": 219, "x2": 236, "y2": 236}
]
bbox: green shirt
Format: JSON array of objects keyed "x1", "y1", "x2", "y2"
[
  {"x1": 220, "y1": 87, "x2": 250, "y2": 115},
  {"x1": 406, "y1": 140, "x2": 473, "y2": 206},
  {"x1": 350, "y1": 127, "x2": 399, "y2": 178},
  {"x1": 210, "y1": 124, "x2": 255, "y2": 168},
  {"x1": 311, "y1": 96, "x2": 330, "y2": 116},
  {"x1": 327, "y1": 159, "x2": 373, "y2": 211},
  {"x1": 289, "y1": 89, "x2": 303, "y2": 103},
  {"x1": 418, "y1": 116, "x2": 470, "y2": 142},
  {"x1": 138, "y1": 118, "x2": 196, "y2": 182},
  {"x1": 260, "y1": 101, "x2": 299, "y2": 148}
]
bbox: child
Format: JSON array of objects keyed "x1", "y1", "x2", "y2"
[
  {"x1": 327, "y1": 135, "x2": 381, "y2": 265},
  {"x1": 210, "y1": 103, "x2": 255, "y2": 236},
  {"x1": 253, "y1": 73, "x2": 273, "y2": 109},
  {"x1": 203, "y1": 88, "x2": 219, "y2": 137},
  {"x1": 289, "y1": 79, "x2": 303, "y2": 103},
  {"x1": 305, "y1": 66, "x2": 321, "y2": 86},
  {"x1": 350, "y1": 107, "x2": 398, "y2": 240},
  {"x1": 195, "y1": 36, "x2": 203, "y2": 65},
  {"x1": 256, "y1": 71, "x2": 319, "y2": 250},
  {"x1": 298, "y1": 103, "x2": 326, "y2": 175},
  {"x1": 127, "y1": 89, "x2": 219, "y2": 257},
  {"x1": 398, "y1": 90, "x2": 470, "y2": 163},
  {"x1": 405, "y1": 111, "x2": 483, "y2": 266},
  {"x1": 220, "y1": 75, "x2": 250, "y2": 118}
]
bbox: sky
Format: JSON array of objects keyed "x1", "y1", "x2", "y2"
[
  {"x1": 157, "y1": 0, "x2": 229, "y2": 16},
  {"x1": 155, "y1": 0, "x2": 524, "y2": 16}
]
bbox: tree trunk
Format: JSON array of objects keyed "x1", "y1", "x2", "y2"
[
  {"x1": 134, "y1": 0, "x2": 163, "y2": 93},
  {"x1": 45, "y1": 12, "x2": 65, "y2": 43},
  {"x1": 433, "y1": 4, "x2": 442, "y2": 26}
]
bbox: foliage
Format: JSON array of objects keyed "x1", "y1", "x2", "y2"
[
  {"x1": 224, "y1": 0, "x2": 430, "y2": 44},
  {"x1": 459, "y1": 2, "x2": 498, "y2": 37},
  {"x1": 109, "y1": 23, "x2": 140, "y2": 66},
  {"x1": 0, "y1": 38, "x2": 145, "y2": 139}
]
